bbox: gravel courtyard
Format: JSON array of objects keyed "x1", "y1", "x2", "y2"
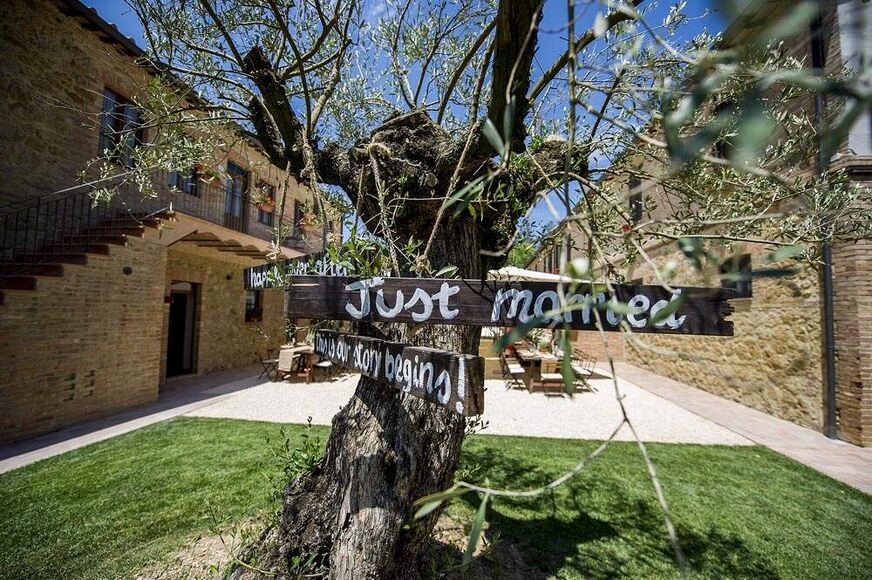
[{"x1": 187, "y1": 373, "x2": 751, "y2": 445}]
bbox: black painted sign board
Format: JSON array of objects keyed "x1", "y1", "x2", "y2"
[
  {"x1": 289, "y1": 276, "x2": 735, "y2": 336},
  {"x1": 245, "y1": 250, "x2": 350, "y2": 289},
  {"x1": 313, "y1": 330, "x2": 485, "y2": 416}
]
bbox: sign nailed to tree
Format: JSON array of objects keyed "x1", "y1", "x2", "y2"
[
  {"x1": 289, "y1": 276, "x2": 735, "y2": 336},
  {"x1": 314, "y1": 330, "x2": 485, "y2": 416},
  {"x1": 245, "y1": 251, "x2": 350, "y2": 289}
]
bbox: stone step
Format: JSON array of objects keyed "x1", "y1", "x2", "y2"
[
  {"x1": 13, "y1": 253, "x2": 88, "y2": 266},
  {"x1": 38, "y1": 243, "x2": 110, "y2": 256},
  {"x1": 98, "y1": 213, "x2": 170, "y2": 229},
  {"x1": 0, "y1": 275, "x2": 37, "y2": 291},
  {"x1": 83, "y1": 225, "x2": 146, "y2": 237},
  {"x1": 0, "y1": 262, "x2": 64, "y2": 277},
  {"x1": 61, "y1": 233, "x2": 127, "y2": 246}
]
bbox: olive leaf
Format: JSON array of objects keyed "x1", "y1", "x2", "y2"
[
  {"x1": 412, "y1": 485, "x2": 471, "y2": 520},
  {"x1": 463, "y1": 493, "x2": 490, "y2": 566}
]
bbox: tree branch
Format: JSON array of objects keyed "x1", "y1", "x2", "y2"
[
  {"x1": 241, "y1": 46, "x2": 305, "y2": 170},
  {"x1": 527, "y1": 0, "x2": 644, "y2": 102},
  {"x1": 481, "y1": 0, "x2": 543, "y2": 153},
  {"x1": 436, "y1": 19, "x2": 496, "y2": 124}
]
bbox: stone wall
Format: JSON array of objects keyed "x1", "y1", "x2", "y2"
[
  {"x1": 624, "y1": 242, "x2": 825, "y2": 431},
  {"x1": 0, "y1": 237, "x2": 166, "y2": 443},
  {"x1": 0, "y1": 0, "x2": 155, "y2": 205},
  {"x1": 164, "y1": 244, "x2": 286, "y2": 378},
  {"x1": 0, "y1": 0, "x2": 324, "y2": 252}
]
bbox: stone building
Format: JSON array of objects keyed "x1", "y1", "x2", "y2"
[
  {"x1": 0, "y1": 0, "x2": 325, "y2": 443},
  {"x1": 529, "y1": 0, "x2": 871, "y2": 446}
]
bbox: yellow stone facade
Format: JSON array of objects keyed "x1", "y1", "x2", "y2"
[{"x1": 0, "y1": 0, "x2": 313, "y2": 443}]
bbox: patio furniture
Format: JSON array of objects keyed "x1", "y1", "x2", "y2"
[
  {"x1": 308, "y1": 359, "x2": 334, "y2": 383},
  {"x1": 500, "y1": 352, "x2": 526, "y2": 389},
  {"x1": 570, "y1": 347, "x2": 597, "y2": 389},
  {"x1": 514, "y1": 348, "x2": 561, "y2": 392},
  {"x1": 539, "y1": 370, "x2": 568, "y2": 395},
  {"x1": 258, "y1": 349, "x2": 279, "y2": 379},
  {"x1": 277, "y1": 344, "x2": 316, "y2": 381}
]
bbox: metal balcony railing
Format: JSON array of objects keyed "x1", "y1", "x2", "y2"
[{"x1": 0, "y1": 170, "x2": 311, "y2": 277}]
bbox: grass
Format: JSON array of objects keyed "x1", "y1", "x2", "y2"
[{"x1": 0, "y1": 417, "x2": 869, "y2": 579}]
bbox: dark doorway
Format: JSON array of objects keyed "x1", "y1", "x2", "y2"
[{"x1": 167, "y1": 282, "x2": 198, "y2": 377}]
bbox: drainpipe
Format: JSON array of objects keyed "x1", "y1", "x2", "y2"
[{"x1": 810, "y1": 3, "x2": 839, "y2": 439}]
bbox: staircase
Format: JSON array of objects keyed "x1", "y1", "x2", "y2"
[{"x1": 0, "y1": 184, "x2": 173, "y2": 304}]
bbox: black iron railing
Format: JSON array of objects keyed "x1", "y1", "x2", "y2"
[{"x1": 0, "y1": 170, "x2": 311, "y2": 278}]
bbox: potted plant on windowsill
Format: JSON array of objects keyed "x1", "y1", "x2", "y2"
[
  {"x1": 195, "y1": 163, "x2": 220, "y2": 185},
  {"x1": 252, "y1": 189, "x2": 275, "y2": 213}
]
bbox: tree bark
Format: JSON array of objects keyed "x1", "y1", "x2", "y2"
[{"x1": 233, "y1": 219, "x2": 485, "y2": 579}]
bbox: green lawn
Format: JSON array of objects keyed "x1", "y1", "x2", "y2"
[{"x1": 1, "y1": 417, "x2": 869, "y2": 579}]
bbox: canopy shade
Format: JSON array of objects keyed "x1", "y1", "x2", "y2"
[{"x1": 487, "y1": 265, "x2": 585, "y2": 283}]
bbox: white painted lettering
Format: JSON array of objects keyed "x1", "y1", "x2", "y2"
[
  {"x1": 375, "y1": 289, "x2": 404, "y2": 318},
  {"x1": 404, "y1": 288, "x2": 434, "y2": 322},
  {"x1": 433, "y1": 282, "x2": 460, "y2": 320},
  {"x1": 627, "y1": 294, "x2": 650, "y2": 328},
  {"x1": 491, "y1": 289, "x2": 534, "y2": 322}
]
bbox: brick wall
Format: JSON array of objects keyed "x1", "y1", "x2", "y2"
[
  {"x1": 0, "y1": 0, "x2": 156, "y2": 205},
  {"x1": 164, "y1": 244, "x2": 286, "y2": 379},
  {"x1": 0, "y1": 0, "x2": 324, "y2": 252},
  {"x1": 574, "y1": 330, "x2": 625, "y2": 362},
  {"x1": 830, "y1": 166, "x2": 872, "y2": 445},
  {"x1": 0, "y1": 237, "x2": 166, "y2": 443},
  {"x1": 0, "y1": 237, "x2": 289, "y2": 444}
]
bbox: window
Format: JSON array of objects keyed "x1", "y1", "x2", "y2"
[
  {"x1": 224, "y1": 162, "x2": 248, "y2": 229},
  {"x1": 99, "y1": 88, "x2": 143, "y2": 167},
  {"x1": 168, "y1": 168, "x2": 200, "y2": 197},
  {"x1": 836, "y1": 0, "x2": 872, "y2": 155},
  {"x1": 245, "y1": 289, "x2": 263, "y2": 322},
  {"x1": 628, "y1": 175, "x2": 643, "y2": 224},
  {"x1": 720, "y1": 254, "x2": 752, "y2": 298},
  {"x1": 256, "y1": 182, "x2": 275, "y2": 226}
]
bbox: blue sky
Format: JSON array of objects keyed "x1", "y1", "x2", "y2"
[{"x1": 87, "y1": 0, "x2": 729, "y2": 229}]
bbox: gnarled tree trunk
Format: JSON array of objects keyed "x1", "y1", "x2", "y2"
[
  {"x1": 235, "y1": 221, "x2": 488, "y2": 579},
  {"x1": 229, "y1": 0, "x2": 552, "y2": 570}
]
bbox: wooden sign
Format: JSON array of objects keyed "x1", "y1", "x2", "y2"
[
  {"x1": 289, "y1": 276, "x2": 735, "y2": 336},
  {"x1": 313, "y1": 330, "x2": 485, "y2": 416},
  {"x1": 245, "y1": 250, "x2": 350, "y2": 289}
]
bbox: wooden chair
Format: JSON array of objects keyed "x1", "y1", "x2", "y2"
[
  {"x1": 539, "y1": 370, "x2": 569, "y2": 395},
  {"x1": 570, "y1": 348, "x2": 597, "y2": 390},
  {"x1": 500, "y1": 352, "x2": 526, "y2": 390},
  {"x1": 276, "y1": 349, "x2": 301, "y2": 381},
  {"x1": 258, "y1": 348, "x2": 279, "y2": 380},
  {"x1": 307, "y1": 359, "x2": 334, "y2": 383}
]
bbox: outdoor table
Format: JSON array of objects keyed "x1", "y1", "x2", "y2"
[
  {"x1": 514, "y1": 348, "x2": 561, "y2": 391},
  {"x1": 278, "y1": 344, "x2": 315, "y2": 380}
]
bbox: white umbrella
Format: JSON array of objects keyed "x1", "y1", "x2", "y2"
[{"x1": 487, "y1": 265, "x2": 585, "y2": 283}]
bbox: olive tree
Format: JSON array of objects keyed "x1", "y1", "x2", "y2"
[{"x1": 114, "y1": 0, "x2": 869, "y2": 576}]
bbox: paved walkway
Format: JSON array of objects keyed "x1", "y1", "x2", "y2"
[
  {"x1": 0, "y1": 366, "x2": 264, "y2": 474},
  {"x1": 612, "y1": 362, "x2": 872, "y2": 494},
  {"x1": 189, "y1": 374, "x2": 752, "y2": 445},
  {"x1": 3, "y1": 364, "x2": 870, "y2": 496}
]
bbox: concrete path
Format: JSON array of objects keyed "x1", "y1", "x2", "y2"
[
  {"x1": 0, "y1": 365, "x2": 265, "y2": 474},
  {"x1": 4, "y1": 364, "x2": 870, "y2": 496},
  {"x1": 188, "y1": 374, "x2": 752, "y2": 445},
  {"x1": 612, "y1": 362, "x2": 872, "y2": 494}
]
